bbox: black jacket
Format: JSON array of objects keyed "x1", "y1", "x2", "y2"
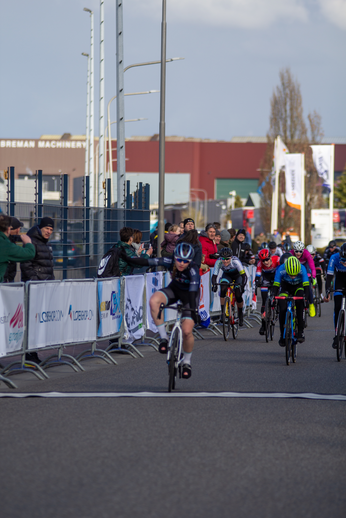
[{"x1": 20, "y1": 225, "x2": 55, "y2": 282}]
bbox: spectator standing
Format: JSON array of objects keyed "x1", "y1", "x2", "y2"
[
  {"x1": 199, "y1": 223, "x2": 218, "y2": 267},
  {"x1": 21, "y1": 217, "x2": 55, "y2": 283},
  {"x1": 116, "y1": 227, "x2": 152, "y2": 276},
  {"x1": 4, "y1": 217, "x2": 24, "y2": 282},
  {"x1": 0, "y1": 215, "x2": 35, "y2": 283},
  {"x1": 218, "y1": 229, "x2": 231, "y2": 251},
  {"x1": 231, "y1": 228, "x2": 247, "y2": 259},
  {"x1": 214, "y1": 229, "x2": 221, "y2": 247}
]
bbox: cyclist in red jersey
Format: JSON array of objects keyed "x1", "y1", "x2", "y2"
[{"x1": 255, "y1": 249, "x2": 281, "y2": 335}]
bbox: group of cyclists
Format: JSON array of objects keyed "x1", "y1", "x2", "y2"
[{"x1": 121, "y1": 237, "x2": 345, "y2": 380}]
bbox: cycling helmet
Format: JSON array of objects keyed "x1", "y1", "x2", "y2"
[
  {"x1": 219, "y1": 247, "x2": 232, "y2": 258},
  {"x1": 339, "y1": 243, "x2": 346, "y2": 260},
  {"x1": 258, "y1": 249, "x2": 270, "y2": 261},
  {"x1": 283, "y1": 242, "x2": 291, "y2": 252},
  {"x1": 268, "y1": 241, "x2": 277, "y2": 249},
  {"x1": 285, "y1": 256, "x2": 301, "y2": 276},
  {"x1": 174, "y1": 242, "x2": 194, "y2": 261},
  {"x1": 329, "y1": 240, "x2": 336, "y2": 248},
  {"x1": 260, "y1": 242, "x2": 269, "y2": 250},
  {"x1": 306, "y1": 244, "x2": 316, "y2": 255},
  {"x1": 280, "y1": 252, "x2": 291, "y2": 265},
  {"x1": 293, "y1": 240, "x2": 305, "y2": 253}
]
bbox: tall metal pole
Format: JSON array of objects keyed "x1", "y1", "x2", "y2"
[
  {"x1": 116, "y1": 1, "x2": 125, "y2": 216},
  {"x1": 158, "y1": 0, "x2": 167, "y2": 256},
  {"x1": 84, "y1": 8, "x2": 94, "y2": 207},
  {"x1": 81, "y1": 53, "x2": 90, "y2": 182},
  {"x1": 98, "y1": 0, "x2": 105, "y2": 208}
]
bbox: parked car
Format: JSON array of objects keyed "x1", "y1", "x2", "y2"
[{"x1": 50, "y1": 240, "x2": 83, "y2": 267}]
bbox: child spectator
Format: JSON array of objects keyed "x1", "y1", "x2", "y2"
[{"x1": 161, "y1": 224, "x2": 181, "y2": 257}]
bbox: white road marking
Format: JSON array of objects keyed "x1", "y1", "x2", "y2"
[{"x1": 0, "y1": 391, "x2": 346, "y2": 400}]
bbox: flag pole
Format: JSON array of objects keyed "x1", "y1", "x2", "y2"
[
  {"x1": 330, "y1": 144, "x2": 335, "y2": 242},
  {"x1": 271, "y1": 137, "x2": 279, "y2": 234},
  {"x1": 301, "y1": 153, "x2": 305, "y2": 243}
]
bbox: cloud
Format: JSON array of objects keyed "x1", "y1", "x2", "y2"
[
  {"x1": 318, "y1": 0, "x2": 346, "y2": 30},
  {"x1": 133, "y1": 0, "x2": 309, "y2": 29}
]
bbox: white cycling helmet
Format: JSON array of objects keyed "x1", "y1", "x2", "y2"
[
  {"x1": 293, "y1": 240, "x2": 305, "y2": 253},
  {"x1": 306, "y1": 244, "x2": 316, "y2": 254}
]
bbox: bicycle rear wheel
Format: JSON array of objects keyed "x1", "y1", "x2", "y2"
[
  {"x1": 314, "y1": 286, "x2": 322, "y2": 318},
  {"x1": 223, "y1": 297, "x2": 231, "y2": 341},
  {"x1": 231, "y1": 302, "x2": 239, "y2": 339},
  {"x1": 336, "y1": 311, "x2": 345, "y2": 362},
  {"x1": 265, "y1": 298, "x2": 271, "y2": 343},
  {"x1": 168, "y1": 327, "x2": 179, "y2": 391},
  {"x1": 303, "y1": 308, "x2": 308, "y2": 328},
  {"x1": 285, "y1": 312, "x2": 292, "y2": 366}
]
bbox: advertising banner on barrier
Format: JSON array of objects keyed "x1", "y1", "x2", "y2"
[
  {"x1": 124, "y1": 275, "x2": 145, "y2": 341},
  {"x1": 164, "y1": 271, "x2": 177, "y2": 322},
  {"x1": 97, "y1": 278, "x2": 122, "y2": 338},
  {"x1": 209, "y1": 268, "x2": 221, "y2": 313},
  {"x1": 0, "y1": 285, "x2": 25, "y2": 357},
  {"x1": 145, "y1": 272, "x2": 164, "y2": 333},
  {"x1": 28, "y1": 281, "x2": 97, "y2": 349},
  {"x1": 199, "y1": 270, "x2": 210, "y2": 327}
]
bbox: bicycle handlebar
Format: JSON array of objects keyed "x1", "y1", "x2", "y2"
[{"x1": 275, "y1": 296, "x2": 304, "y2": 300}]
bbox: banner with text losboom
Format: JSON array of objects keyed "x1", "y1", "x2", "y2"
[
  {"x1": 28, "y1": 281, "x2": 97, "y2": 349},
  {"x1": 145, "y1": 272, "x2": 164, "y2": 332},
  {"x1": 0, "y1": 285, "x2": 25, "y2": 357}
]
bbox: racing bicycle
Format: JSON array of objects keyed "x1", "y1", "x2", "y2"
[
  {"x1": 215, "y1": 282, "x2": 239, "y2": 341},
  {"x1": 158, "y1": 303, "x2": 195, "y2": 392},
  {"x1": 263, "y1": 286, "x2": 278, "y2": 343},
  {"x1": 275, "y1": 296, "x2": 304, "y2": 366}
]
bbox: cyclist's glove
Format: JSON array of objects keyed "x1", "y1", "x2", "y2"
[
  {"x1": 312, "y1": 277, "x2": 317, "y2": 286},
  {"x1": 325, "y1": 290, "x2": 330, "y2": 298},
  {"x1": 255, "y1": 277, "x2": 262, "y2": 288},
  {"x1": 211, "y1": 284, "x2": 218, "y2": 293}
]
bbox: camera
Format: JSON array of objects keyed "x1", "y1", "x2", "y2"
[
  {"x1": 143, "y1": 243, "x2": 151, "y2": 250},
  {"x1": 12, "y1": 235, "x2": 22, "y2": 243}
]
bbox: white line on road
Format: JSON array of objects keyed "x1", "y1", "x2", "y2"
[{"x1": 1, "y1": 392, "x2": 346, "y2": 400}]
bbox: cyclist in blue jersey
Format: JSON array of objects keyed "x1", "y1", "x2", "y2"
[
  {"x1": 272, "y1": 256, "x2": 312, "y2": 346},
  {"x1": 120, "y1": 242, "x2": 200, "y2": 379},
  {"x1": 324, "y1": 242, "x2": 346, "y2": 349},
  {"x1": 211, "y1": 247, "x2": 247, "y2": 327}
]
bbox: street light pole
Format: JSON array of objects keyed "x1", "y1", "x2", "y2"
[
  {"x1": 158, "y1": 0, "x2": 167, "y2": 256},
  {"x1": 83, "y1": 7, "x2": 94, "y2": 207},
  {"x1": 81, "y1": 53, "x2": 90, "y2": 183},
  {"x1": 98, "y1": 0, "x2": 105, "y2": 209}
]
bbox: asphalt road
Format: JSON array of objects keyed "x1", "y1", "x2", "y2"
[{"x1": 1, "y1": 301, "x2": 345, "y2": 518}]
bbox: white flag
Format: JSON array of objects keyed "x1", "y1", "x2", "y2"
[
  {"x1": 285, "y1": 154, "x2": 303, "y2": 210},
  {"x1": 310, "y1": 145, "x2": 333, "y2": 192},
  {"x1": 271, "y1": 136, "x2": 289, "y2": 187}
]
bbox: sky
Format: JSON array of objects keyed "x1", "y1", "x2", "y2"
[{"x1": 1, "y1": 0, "x2": 346, "y2": 141}]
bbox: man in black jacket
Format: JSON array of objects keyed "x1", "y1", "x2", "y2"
[{"x1": 21, "y1": 217, "x2": 55, "y2": 283}]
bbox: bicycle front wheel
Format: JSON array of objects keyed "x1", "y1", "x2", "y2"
[
  {"x1": 292, "y1": 317, "x2": 297, "y2": 363},
  {"x1": 336, "y1": 310, "x2": 345, "y2": 362},
  {"x1": 223, "y1": 297, "x2": 231, "y2": 341},
  {"x1": 285, "y1": 312, "x2": 292, "y2": 366},
  {"x1": 314, "y1": 286, "x2": 322, "y2": 318},
  {"x1": 168, "y1": 327, "x2": 180, "y2": 392},
  {"x1": 265, "y1": 297, "x2": 271, "y2": 343},
  {"x1": 231, "y1": 303, "x2": 239, "y2": 339}
]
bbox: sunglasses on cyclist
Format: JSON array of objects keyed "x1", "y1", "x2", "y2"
[
  {"x1": 262, "y1": 258, "x2": 271, "y2": 263},
  {"x1": 221, "y1": 257, "x2": 231, "y2": 261},
  {"x1": 175, "y1": 257, "x2": 191, "y2": 264}
]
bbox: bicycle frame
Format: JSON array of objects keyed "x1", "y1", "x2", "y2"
[{"x1": 275, "y1": 296, "x2": 304, "y2": 365}]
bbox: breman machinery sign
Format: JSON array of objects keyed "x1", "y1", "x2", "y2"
[{"x1": 0, "y1": 140, "x2": 86, "y2": 149}]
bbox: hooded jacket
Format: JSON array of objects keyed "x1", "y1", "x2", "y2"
[{"x1": 20, "y1": 225, "x2": 55, "y2": 282}]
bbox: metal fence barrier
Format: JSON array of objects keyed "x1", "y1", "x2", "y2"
[{"x1": 0, "y1": 266, "x2": 259, "y2": 388}]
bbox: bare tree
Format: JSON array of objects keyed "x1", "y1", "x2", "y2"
[{"x1": 260, "y1": 68, "x2": 324, "y2": 241}]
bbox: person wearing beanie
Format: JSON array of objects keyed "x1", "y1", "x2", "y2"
[
  {"x1": 231, "y1": 228, "x2": 247, "y2": 259},
  {"x1": 183, "y1": 218, "x2": 195, "y2": 232},
  {"x1": 21, "y1": 217, "x2": 55, "y2": 283},
  {"x1": 20, "y1": 217, "x2": 55, "y2": 364},
  {"x1": 218, "y1": 229, "x2": 231, "y2": 251}
]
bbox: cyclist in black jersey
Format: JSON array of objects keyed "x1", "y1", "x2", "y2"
[{"x1": 120, "y1": 243, "x2": 200, "y2": 379}]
